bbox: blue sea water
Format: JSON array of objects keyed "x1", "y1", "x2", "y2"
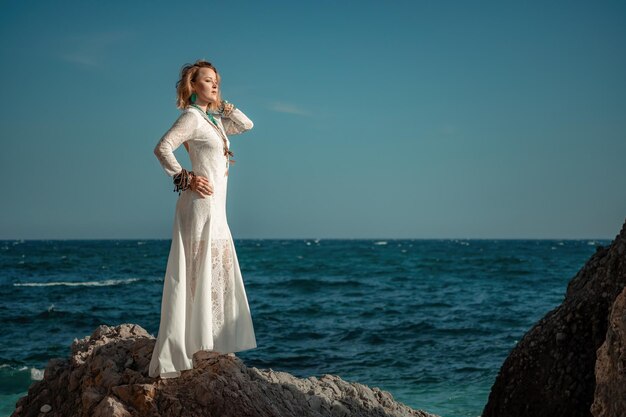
[{"x1": 0, "y1": 238, "x2": 609, "y2": 417}]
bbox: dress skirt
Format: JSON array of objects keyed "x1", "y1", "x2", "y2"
[{"x1": 149, "y1": 189, "x2": 257, "y2": 379}]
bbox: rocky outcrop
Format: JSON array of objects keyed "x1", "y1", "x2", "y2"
[
  {"x1": 591, "y1": 286, "x2": 626, "y2": 417},
  {"x1": 482, "y1": 220, "x2": 626, "y2": 417},
  {"x1": 12, "y1": 324, "x2": 438, "y2": 417}
]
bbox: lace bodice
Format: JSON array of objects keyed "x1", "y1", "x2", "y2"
[{"x1": 153, "y1": 106, "x2": 253, "y2": 178}]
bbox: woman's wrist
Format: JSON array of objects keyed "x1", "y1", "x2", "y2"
[
  {"x1": 173, "y1": 168, "x2": 195, "y2": 195},
  {"x1": 218, "y1": 99, "x2": 235, "y2": 117}
]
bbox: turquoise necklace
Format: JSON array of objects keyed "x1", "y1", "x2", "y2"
[
  {"x1": 191, "y1": 104, "x2": 218, "y2": 127},
  {"x1": 190, "y1": 104, "x2": 235, "y2": 169}
]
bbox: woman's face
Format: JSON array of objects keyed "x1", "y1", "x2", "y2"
[{"x1": 192, "y1": 67, "x2": 219, "y2": 104}]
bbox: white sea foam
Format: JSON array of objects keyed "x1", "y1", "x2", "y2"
[
  {"x1": 374, "y1": 241, "x2": 387, "y2": 245},
  {"x1": 31, "y1": 367, "x2": 44, "y2": 380},
  {"x1": 0, "y1": 364, "x2": 45, "y2": 381},
  {"x1": 13, "y1": 278, "x2": 140, "y2": 287}
]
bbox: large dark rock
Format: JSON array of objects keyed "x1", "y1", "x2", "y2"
[
  {"x1": 591, "y1": 286, "x2": 626, "y2": 417},
  {"x1": 482, "y1": 220, "x2": 626, "y2": 417},
  {"x1": 12, "y1": 324, "x2": 439, "y2": 417}
]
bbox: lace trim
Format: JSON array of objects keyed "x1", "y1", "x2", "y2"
[{"x1": 186, "y1": 238, "x2": 234, "y2": 334}]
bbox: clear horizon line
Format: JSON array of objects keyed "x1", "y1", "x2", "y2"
[{"x1": 0, "y1": 236, "x2": 615, "y2": 241}]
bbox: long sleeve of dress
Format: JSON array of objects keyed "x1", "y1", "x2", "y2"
[
  {"x1": 221, "y1": 107, "x2": 254, "y2": 135},
  {"x1": 154, "y1": 111, "x2": 198, "y2": 177}
]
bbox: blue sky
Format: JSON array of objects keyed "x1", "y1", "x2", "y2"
[{"x1": 1, "y1": 0, "x2": 625, "y2": 239}]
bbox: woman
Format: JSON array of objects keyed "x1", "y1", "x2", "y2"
[{"x1": 149, "y1": 60, "x2": 257, "y2": 379}]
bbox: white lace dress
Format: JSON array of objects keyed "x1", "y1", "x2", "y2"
[{"x1": 149, "y1": 105, "x2": 257, "y2": 379}]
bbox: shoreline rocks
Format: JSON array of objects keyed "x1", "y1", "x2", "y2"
[
  {"x1": 482, "y1": 219, "x2": 626, "y2": 417},
  {"x1": 11, "y1": 324, "x2": 439, "y2": 417},
  {"x1": 591, "y1": 286, "x2": 626, "y2": 416}
]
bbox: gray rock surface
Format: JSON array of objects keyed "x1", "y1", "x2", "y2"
[
  {"x1": 591, "y1": 286, "x2": 626, "y2": 417},
  {"x1": 482, "y1": 219, "x2": 626, "y2": 417},
  {"x1": 12, "y1": 324, "x2": 439, "y2": 417}
]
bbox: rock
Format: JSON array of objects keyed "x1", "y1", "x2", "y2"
[
  {"x1": 591, "y1": 287, "x2": 626, "y2": 417},
  {"x1": 482, "y1": 219, "x2": 626, "y2": 417},
  {"x1": 11, "y1": 323, "x2": 439, "y2": 417},
  {"x1": 92, "y1": 396, "x2": 132, "y2": 417}
]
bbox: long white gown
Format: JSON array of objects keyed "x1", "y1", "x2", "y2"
[{"x1": 149, "y1": 105, "x2": 257, "y2": 379}]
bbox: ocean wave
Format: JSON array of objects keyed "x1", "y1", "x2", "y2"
[
  {"x1": 281, "y1": 278, "x2": 368, "y2": 290},
  {"x1": 0, "y1": 364, "x2": 44, "y2": 393},
  {"x1": 30, "y1": 367, "x2": 44, "y2": 380},
  {"x1": 13, "y1": 278, "x2": 140, "y2": 287},
  {"x1": 9, "y1": 307, "x2": 102, "y2": 327}
]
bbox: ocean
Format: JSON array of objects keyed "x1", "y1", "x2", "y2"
[{"x1": 0, "y1": 238, "x2": 609, "y2": 417}]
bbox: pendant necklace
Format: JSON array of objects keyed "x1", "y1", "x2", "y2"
[
  {"x1": 190, "y1": 104, "x2": 235, "y2": 171},
  {"x1": 191, "y1": 104, "x2": 218, "y2": 127}
]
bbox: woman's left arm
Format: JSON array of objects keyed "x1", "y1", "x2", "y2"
[{"x1": 220, "y1": 104, "x2": 254, "y2": 135}]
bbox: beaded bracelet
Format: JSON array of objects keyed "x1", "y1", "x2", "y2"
[{"x1": 173, "y1": 168, "x2": 195, "y2": 195}]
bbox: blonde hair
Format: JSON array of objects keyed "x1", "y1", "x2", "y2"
[{"x1": 175, "y1": 60, "x2": 222, "y2": 110}]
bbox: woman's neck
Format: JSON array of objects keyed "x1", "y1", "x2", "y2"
[{"x1": 192, "y1": 100, "x2": 214, "y2": 112}]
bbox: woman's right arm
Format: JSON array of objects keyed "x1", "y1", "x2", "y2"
[{"x1": 153, "y1": 110, "x2": 197, "y2": 177}]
